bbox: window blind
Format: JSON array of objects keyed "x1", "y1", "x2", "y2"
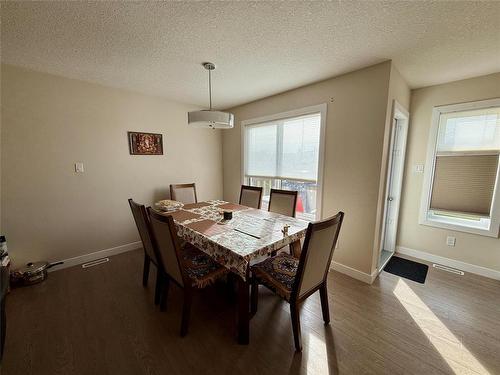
[
  {"x1": 430, "y1": 154, "x2": 499, "y2": 216},
  {"x1": 246, "y1": 123, "x2": 278, "y2": 178},
  {"x1": 245, "y1": 113, "x2": 321, "y2": 181}
]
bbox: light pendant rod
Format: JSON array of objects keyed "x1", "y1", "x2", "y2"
[
  {"x1": 203, "y1": 62, "x2": 216, "y2": 110},
  {"x1": 187, "y1": 62, "x2": 234, "y2": 129},
  {"x1": 208, "y1": 67, "x2": 212, "y2": 110}
]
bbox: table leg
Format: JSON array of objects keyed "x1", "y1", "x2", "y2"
[
  {"x1": 237, "y1": 274, "x2": 250, "y2": 344},
  {"x1": 290, "y1": 239, "x2": 302, "y2": 258}
]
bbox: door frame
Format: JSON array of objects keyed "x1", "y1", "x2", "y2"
[{"x1": 378, "y1": 100, "x2": 410, "y2": 271}]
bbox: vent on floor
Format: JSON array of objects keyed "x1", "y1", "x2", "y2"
[
  {"x1": 432, "y1": 263, "x2": 464, "y2": 275},
  {"x1": 82, "y1": 257, "x2": 109, "y2": 269}
]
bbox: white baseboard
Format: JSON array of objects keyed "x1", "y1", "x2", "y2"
[
  {"x1": 49, "y1": 241, "x2": 142, "y2": 272},
  {"x1": 47, "y1": 240, "x2": 381, "y2": 284},
  {"x1": 396, "y1": 246, "x2": 500, "y2": 281},
  {"x1": 331, "y1": 261, "x2": 378, "y2": 284}
]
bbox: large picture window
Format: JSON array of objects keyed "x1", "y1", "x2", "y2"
[
  {"x1": 420, "y1": 98, "x2": 500, "y2": 237},
  {"x1": 242, "y1": 105, "x2": 326, "y2": 220}
]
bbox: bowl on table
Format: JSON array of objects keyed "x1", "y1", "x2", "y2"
[{"x1": 155, "y1": 199, "x2": 184, "y2": 212}]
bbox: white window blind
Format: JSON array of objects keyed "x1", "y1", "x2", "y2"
[
  {"x1": 430, "y1": 154, "x2": 499, "y2": 216},
  {"x1": 430, "y1": 106, "x2": 500, "y2": 217},
  {"x1": 245, "y1": 113, "x2": 321, "y2": 181},
  {"x1": 246, "y1": 124, "x2": 278, "y2": 178}
]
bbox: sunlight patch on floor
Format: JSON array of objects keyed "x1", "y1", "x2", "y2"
[
  {"x1": 393, "y1": 279, "x2": 489, "y2": 375},
  {"x1": 305, "y1": 332, "x2": 329, "y2": 375}
]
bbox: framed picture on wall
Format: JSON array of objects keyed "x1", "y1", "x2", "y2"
[{"x1": 128, "y1": 132, "x2": 163, "y2": 155}]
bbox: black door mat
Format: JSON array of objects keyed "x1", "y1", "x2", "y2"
[{"x1": 383, "y1": 256, "x2": 428, "y2": 284}]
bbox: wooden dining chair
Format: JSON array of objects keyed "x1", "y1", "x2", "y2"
[
  {"x1": 170, "y1": 183, "x2": 197, "y2": 204},
  {"x1": 147, "y1": 208, "x2": 229, "y2": 337},
  {"x1": 268, "y1": 188, "x2": 299, "y2": 256},
  {"x1": 250, "y1": 212, "x2": 344, "y2": 351},
  {"x1": 128, "y1": 199, "x2": 163, "y2": 305},
  {"x1": 239, "y1": 185, "x2": 263, "y2": 209},
  {"x1": 268, "y1": 188, "x2": 298, "y2": 217}
]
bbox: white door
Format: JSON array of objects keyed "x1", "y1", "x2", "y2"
[
  {"x1": 380, "y1": 102, "x2": 409, "y2": 268},
  {"x1": 383, "y1": 120, "x2": 406, "y2": 251}
]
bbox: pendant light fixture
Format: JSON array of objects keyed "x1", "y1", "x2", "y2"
[{"x1": 188, "y1": 62, "x2": 234, "y2": 129}]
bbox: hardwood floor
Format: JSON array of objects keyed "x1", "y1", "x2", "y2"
[{"x1": 2, "y1": 249, "x2": 499, "y2": 375}]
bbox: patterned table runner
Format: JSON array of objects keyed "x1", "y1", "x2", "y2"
[{"x1": 156, "y1": 200, "x2": 308, "y2": 280}]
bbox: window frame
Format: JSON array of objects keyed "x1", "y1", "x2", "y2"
[
  {"x1": 419, "y1": 98, "x2": 500, "y2": 237},
  {"x1": 241, "y1": 104, "x2": 327, "y2": 219}
]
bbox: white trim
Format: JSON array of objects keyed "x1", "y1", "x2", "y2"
[
  {"x1": 419, "y1": 98, "x2": 500, "y2": 238},
  {"x1": 48, "y1": 240, "x2": 385, "y2": 284},
  {"x1": 240, "y1": 104, "x2": 327, "y2": 219},
  {"x1": 396, "y1": 245, "x2": 500, "y2": 281},
  {"x1": 426, "y1": 98, "x2": 500, "y2": 115},
  {"x1": 378, "y1": 100, "x2": 410, "y2": 265},
  {"x1": 240, "y1": 104, "x2": 327, "y2": 127},
  {"x1": 331, "y1": 261, "x2": 378, "y2": 284},
  {"x1": 378, "y1": 250, "x2": 394, "y2": 273},
  {"x1": 48, "y1": 241, "x2": 142, "y2": 272}
]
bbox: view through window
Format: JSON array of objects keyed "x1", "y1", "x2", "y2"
[{"x1": 244, "y1": 112, "x2": 322, "y2": 220}]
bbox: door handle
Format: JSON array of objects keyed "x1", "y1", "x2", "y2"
[{"x1": 387, "y1": 197, "x2": 394, "y2": 201}]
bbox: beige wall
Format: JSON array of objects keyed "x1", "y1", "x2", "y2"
[
  {"x1": 1, "y1": 64, "x2": 223, "y2": 267},
  {"x1": 388, "y1": 64, "x2": 412, "y2": 111},
  {"x1": 223, "y1": 61, "x2": 393, "y2": 276},
  {"x1": 398, "y1": 72, "x2": 500, "y2": 271}
]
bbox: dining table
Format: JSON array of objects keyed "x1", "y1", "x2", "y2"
[{"x1": 156, "y1": 199, "x2": 309, "y2": 344}]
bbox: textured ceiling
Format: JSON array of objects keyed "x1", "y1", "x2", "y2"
[{"x1": 1, "y1": 1, "x2": 499, "y2": 108}]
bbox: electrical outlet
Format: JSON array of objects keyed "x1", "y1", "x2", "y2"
[{"x1": 446, "y1": 236, "x2": 456, "y2": 247}]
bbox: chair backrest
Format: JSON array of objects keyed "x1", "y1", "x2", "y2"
[
  {"x1": 292, "y1": 212, "x2": 344, "y2": 300},
  {"x1": 147, "y1": 208, "x2": 185, "y2": 287},
  {"x1": 128, "y1": 199, "x2": 157, "y2": 263},
  {"x1": 268, "y1": 189, "x2": 298, "y2": 217},
  {"x1": 170, "y1": 183, "x2": 197, "y2": 204},
  {"x1": 239, "y1": 185, "x2": 263, "y2": 209}
]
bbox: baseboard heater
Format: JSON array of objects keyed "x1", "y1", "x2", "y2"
[
  {"x1": 82, "y1": 257, "x2": 109, "y2": 269},
  {"x1": 432, "y1": 263, "x2": 464, "y2": 275}
]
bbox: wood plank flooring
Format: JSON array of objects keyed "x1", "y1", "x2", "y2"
[{"x1": 2, "y1": 249, "x2": 499, "y2": 375}]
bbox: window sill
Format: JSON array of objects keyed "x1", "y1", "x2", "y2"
[{"x1": 419, "y1": 214, "x2": 499, "y2": 238}]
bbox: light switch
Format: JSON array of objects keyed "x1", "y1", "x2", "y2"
[
  {"x1": 75, "y1": 162, "x2": 85, "y2": 173},
  {"x1": 446, "y1": 236, "x2": 456, "y2": 247},
  {"x1": 414, "y1": 164, "x2": 424, "y2": 173}
]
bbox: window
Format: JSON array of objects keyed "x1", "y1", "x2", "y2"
[
  {"x1": 420, "y1": 98, "x2": 500, "y2": 237},
  {"x1": 242, "y1": 105, "x2": 326, "y2": 220}
]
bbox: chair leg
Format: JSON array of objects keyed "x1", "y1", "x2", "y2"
[
  {"x1": 237, "y1": 276, "x2": 250, "y2": 344},
  {"x1": 180, "y1": 289, "x2": 193, "y2": 337},
  {"x1": 289, "y1": 240, "x2": 301, "y2": 258},
  {"x1": 154, "y1": 271, "x2": 162, "y2": 305},
  {"x1": 250, "y1": 277, "x2": 259, "y2": 315},
  {"x1": 159, "y1": 276, "x2": 170, "y2": 312},
  {"x1": 142, "y1": 254, "x2": 151, "y2": 287},
  {"x1": 290, "y1": 303, "x2": 302, "y2": 352},
  {"x1": 319, "y1": 283, "x2": 330, "y2": 324}
]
